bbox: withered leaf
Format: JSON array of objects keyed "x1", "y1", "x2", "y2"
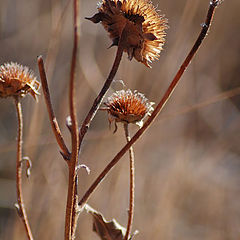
[{"x1": 85, "y1": 204, "x2": 126, "y2": 240}]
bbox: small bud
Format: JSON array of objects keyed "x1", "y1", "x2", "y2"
[{"x1": 104, "y1": 89, "x2": 154, "y2": 131}]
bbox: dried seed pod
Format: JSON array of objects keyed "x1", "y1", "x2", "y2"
[
  {"x1": 0, "y1": 62, "x2": 40, "y2": 100},
  {"x1": 104, "y1": 89, "x2": 154, "y2": 131},
  {"x1": 87, "y1": 0, "x2": 168, "y2": 67}
]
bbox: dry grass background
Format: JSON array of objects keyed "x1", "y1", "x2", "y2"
[{"x1": 0, "y1": 0, "x2": 240, "y2": 239}]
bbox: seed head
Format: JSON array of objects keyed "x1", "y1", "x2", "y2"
[
  {"x1": 0, "y1": 62, "x2": 40, "y2": 100},
  {"x1": 87, "y1": 0, "x2": 168, "y2": 67},
  {"x1": 104, "y1": 89, "x2": 154, "y2": 130}
]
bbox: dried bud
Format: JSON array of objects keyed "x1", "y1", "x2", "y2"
[
  {"x1": 87, "y1": 0, "x2": 168, "y2": 67},
  {"x1": 0, "y1": 62, "x2": 40, "y2": 100},
  {"x1": 104, "y1": 89, "x2": 154, "y2": 130}
]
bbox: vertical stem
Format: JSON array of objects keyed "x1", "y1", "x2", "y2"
[
  {"x1": 123, "y1": 123, "x2": 135, "y2": 240},
  {"x1": 65, "y1": 0, "x2": 79, "y2": 239},
  {"x1": 15, "y1": 97, "x2": 34, "y2": 240},
  {"x1": 71, "y1": 176, "x2": 80, "y2": 238}
]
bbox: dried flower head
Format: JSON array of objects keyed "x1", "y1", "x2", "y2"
[
  {"x1": 0, "y1": 62, "x2": 40, "y2": 100},
  {"x1": 104, "y1": 89, "x2": 154, "y2": 131},
  {"x1": 87, "y1": 0, "x2": 168, "y2": 67}
]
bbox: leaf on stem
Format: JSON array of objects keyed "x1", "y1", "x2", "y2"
[{"x1": 85, "y1": 204, "x2": 138, "y2": 240}]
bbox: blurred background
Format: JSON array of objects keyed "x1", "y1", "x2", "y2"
[{"x1": 0, "y1": 0, "x2": 240, "y2": 239}]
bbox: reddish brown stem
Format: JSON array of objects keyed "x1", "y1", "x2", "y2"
[
  {"x1": 65, "y1": 0, "x2": 80, "y2": 239},
  {"x1": 78, "y1": 39, "x2": 124, "y2": 148},
  {"x1": 78, "y1": 0, "x2": 222, "y2": 208},
  {"x1": 15, "y1": 97, "x2": 34, "y2": 240},
  {"x1": 37, "y1": 56, "x2": 70, "y2": 159},
  {"x1": 123, "y1": 123, "x2": 135, "y2": 240}
]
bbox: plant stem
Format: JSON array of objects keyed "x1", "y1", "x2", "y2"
[
  {"x1": 15, "y1": 97, "x2": 34, "y2": 240},
  {"x1": 65, "y1": 0, "x2": 79, "y2": 239},
  {"x1": 38, "y1": 56, "x2": 70, "y2": 159},
  {"x1": 70, "y1": 178, "x2": 79, "y2": 237},
  {"x1": 78, "y1": 0, "x2": 221, "y2": 208},
  {"x1": 78, "y1": 38, "x2": 124, "y2": 148},
  {"x1": 123, "y1": 123, "x2": 135, "y2": 240}
]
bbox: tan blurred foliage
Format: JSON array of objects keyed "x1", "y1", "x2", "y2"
[{"x1": 0, "y1": 0, "x2": 240, "y2": 239}]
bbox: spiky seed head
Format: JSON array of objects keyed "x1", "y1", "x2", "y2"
[
  {"x1": 0, "y1": 62, "x2": 40, "y2": 100},
  {"x1": 87, "y1": 0, "x2": 168, "y2": 68},
  {"x1": 104, "y1": 89, "x2": 154, "y2": 129}
]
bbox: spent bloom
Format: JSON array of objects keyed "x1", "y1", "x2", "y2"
[
  {"x1": 104, "y1": 89, "x2": 154, "y2": 130},
  {"x1": 87, "y1": 0, "x2": 168, "y2": 67},
  {"x1": 0, "y1": 62, "x2": 40, "y2": 100}
]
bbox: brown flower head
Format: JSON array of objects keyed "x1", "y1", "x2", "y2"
[
  {"x1": 0, "y1": 62, "x2": 40, "y2": 100},
  {"x1": 104, "y1": 89, "x2": 154, "y2": 130},
  {"x1": 87, "y1": 0, "x2": 168, "y2": 67}
]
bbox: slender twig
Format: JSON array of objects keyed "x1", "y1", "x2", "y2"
[
  {"x1": 38, "y1": 56, "x2": 70, "y2": 159},
  {"x1": 14, "y1": 97, "x2": 34, "y2": 240},
  {"x1": 78, "y1": 0, "x2": 222, "y2": 208},
  {"x1": 65, "y1": 0, "x2": 80, "y2": 239},
  {"x1": 71, "y1": 176, "x2": 80, "y2": 238},
  {"x1": 78, "y1": 34, "x2": 125, "y2": 148},
  {"x1": 123, "y1": 123, "x2": 135, "y2": 240}
]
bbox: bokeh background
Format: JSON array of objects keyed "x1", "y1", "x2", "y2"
[{"x1": 0, "y1": 0, "x2": 240, "y2": 239}]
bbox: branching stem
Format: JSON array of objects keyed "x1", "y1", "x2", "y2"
[
  {"x1": 78, "y1": 0, "x2": 221, "y2": 208},
  {"x1": 65, "y1": 0, "x2": 80, "y2": 239}
]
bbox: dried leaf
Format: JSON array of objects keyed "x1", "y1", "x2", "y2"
[{"x1": 85, "y1": 204, "x2": 126, "y2": 240}]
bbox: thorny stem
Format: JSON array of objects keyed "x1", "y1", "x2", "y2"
[
  {"x1": 123, "y1": 124, "x2": 135, "y2": 240},
  {"x1": 14, "y1": 97, "x2": 34, "y2": 240},
  {"x1": 37, "y1": 56, "x2": 70, "y2": 159},
  {"x1": 78, "y1": 0, "x2": 222, "y2": 208},
  {"x1": 65, "y1": 0, "x2": 80, "y2": 239}
]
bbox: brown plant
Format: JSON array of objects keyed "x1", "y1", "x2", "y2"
[
  {"x1": 0, "y1": 0, "x2": 224, "y2": 240},
  {"x1": 104, "y1": 89, "x2": 154, "y2": 131},
  {"x1": 86, "y1": 0, "x2": 168, "y2": 67},
  {"x1": 0, "y1": 62, "x2": 40, "y2": 100},
  {"x1": 0, "y1": 62, "x2": 39, "y2": 240}
]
